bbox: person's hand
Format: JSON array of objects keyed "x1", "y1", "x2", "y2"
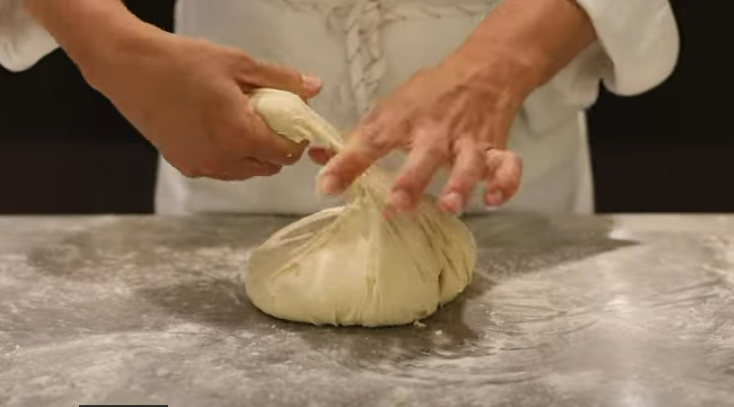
[
  {"x1": 314, "y1": 57, "x2": 525, "y2": 215},
  {"x1": 310, "y1": 140, "x2": 519, "y2": 213},
  {"x1": 83, "y1": 30, "x2": 322, "y2": 180},
  {"x1": 310, "y1": 141, "x2": 521, "y2": 211},
  {"x1": 308, "y1": 0, "x2": 596, "y2": 216},
  {"x1": 25, "y1": 0, "x2": 323, "y2": 180}
]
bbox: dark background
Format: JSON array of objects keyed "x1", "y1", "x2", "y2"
[{"x1": 0, "y1": 0, "x2": 709, "y2": 214}]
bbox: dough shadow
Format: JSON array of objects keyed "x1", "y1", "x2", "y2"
[
  {"x1": 130, "y1": 214, "x2": 638, "y2": 362},
  {"x1": 135, "y1": 276, "x2": 261, "y2": 329},
  {"x1": 288, "y1": 213, "x2": 639, "y2": 368},
  {"x1": 23, "y1": 216, "x2": 288, "y2": 283},
  {"x1": 20, "y1": 213, "x2": 638, "y2": 375}
]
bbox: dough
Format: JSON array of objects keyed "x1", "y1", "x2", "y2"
[{"x1": 245, "y1": 89, "x2": 476, "y2": 327}]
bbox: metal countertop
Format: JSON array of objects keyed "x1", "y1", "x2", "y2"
[{"x1": 1, "y1": 214, "x2": 733, "y2": 406}]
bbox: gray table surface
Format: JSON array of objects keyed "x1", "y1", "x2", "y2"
[{"x1": 1, "y1": 214, "x2": 733, "y2": 407}]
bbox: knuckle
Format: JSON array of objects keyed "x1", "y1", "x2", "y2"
[
  {"x1": 365, "y1": 135, "x2": 392, "y2": 155},
  {"x1": 252, "y1": 60, "x2": 300, "y2": 89},
  {"x1": 450, "y1": 138, "x2": 472, "y2": 154},
  {"x1": 393, "y1": 174, "x2": 418, "y2": 194},
  {"x1": 449, "y1": 175, "x2": 477, "y2": 193},
  {"x1": 394, "y1": 167, "x2": 432, "y2": 196},
  {"x1": 423, "y1": 142, "x2": 450, "y2": 162},
  {"x1": 485, "y1": 150, "x2": 504, "y2": 169},
  {"x1": 445, "y1": 175, "x2": 477, "y2": 196},
  {"x1": 395, "y1": 181, "x2": 423, "y2": 199},
  {"x1": 354, "y1": 132, "x2": 392, "y2": 163}
]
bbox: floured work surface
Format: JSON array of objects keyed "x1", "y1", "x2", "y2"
[{"x1": 1, "y1": 214, "x2": 734, "y2": 407}]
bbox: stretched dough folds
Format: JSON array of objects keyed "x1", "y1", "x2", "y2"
[{"x1": 246, "y1": 88, "x2": 476, "y2": 327}]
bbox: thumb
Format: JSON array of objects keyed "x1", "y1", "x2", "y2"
[{"x1": 248, "y1": 60, "x2": 322, "y2": 99}]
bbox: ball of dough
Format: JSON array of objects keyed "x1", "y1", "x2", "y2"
[
  {"x1": 244, "y1": 88, "x2": 476, "y2": 327},
  {"x1": 245, "y1": 183, "x2": 476, "y2": 327}
]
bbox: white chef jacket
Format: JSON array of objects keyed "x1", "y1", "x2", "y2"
[{"x1": 0, "y1": 0, "x2": 679, "y2": 215}]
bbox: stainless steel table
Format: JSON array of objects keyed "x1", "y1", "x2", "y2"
[{"x1": 1, "y1": 214, "x2": 733, "y2": 406}]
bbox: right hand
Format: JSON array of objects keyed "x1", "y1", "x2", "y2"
[{"x1": 81, "y1": 29, "x2": 322, "y2": 180}]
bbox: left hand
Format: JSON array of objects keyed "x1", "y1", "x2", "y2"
[
  {"x1": 309, "y1": 0, "x2": 597, "y2": 216},
  {"x1": 312, "y1": 56, "x2": 527, "y2": 215}
]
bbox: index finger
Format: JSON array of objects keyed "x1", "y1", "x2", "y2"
[{"x1": 317, "y1": 120, "x2": 399, "y2": 195}]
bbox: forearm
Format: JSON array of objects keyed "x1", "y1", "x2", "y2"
[
  {"x1": 23, "y1": 0, "x2": 158, "y2": 78},
  {"x1": 447, "y1": 0, "x2": 597, "y2": 95}
]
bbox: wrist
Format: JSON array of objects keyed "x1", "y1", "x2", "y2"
[
  {"x1": 23, "y1": 0, "x2": 162, "y2": 84},
  {"x1": 444, "y1": 0, "x2": 596, "y2": 96},
  {"x1": 80, "y1": 22, "x2": 168, "y2": 89},
  {"x1": 443, "y1": 43, "x2": 543, "y2": 104}
]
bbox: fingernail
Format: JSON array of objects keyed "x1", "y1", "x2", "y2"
[
  {"x1": 302, "y1": 75, "x2": 322, "y2": 95},
  {"x1": 318, "y1": 174, "x2": 341, "y2": 196},
  {"x1": 485, "y1": 190, "x2": 504, "y2": 208},
  {"x1": 441, "y1": 192, "x2": 464, "y2": 214},
  {"x1": 388, "y1": 190, "x2": 412, "y2": 213}
]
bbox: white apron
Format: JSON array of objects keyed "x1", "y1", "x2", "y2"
[
  {"x1": 0, "y1": 0, "x2": 678, "y2": 216},
  {"x1": 157, "y1": 0, "x2": 597, "y2": 215}
]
